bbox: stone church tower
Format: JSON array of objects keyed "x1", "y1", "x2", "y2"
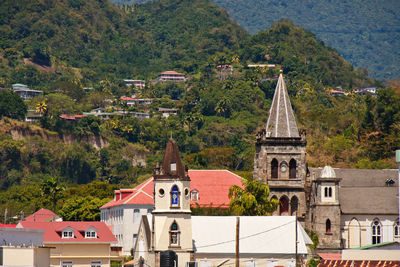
[
  {"x1": 310, "y1": 166, "x2": 341, "y2": 249},
  {"x1": 254, "y1": 71, "x2": 308, "y2": 221},
  {"x1": 152, "y1": 139, "x2": 194, "y2": 266}
]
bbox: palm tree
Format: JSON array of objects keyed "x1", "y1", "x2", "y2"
[
  {"x1": 41, "y1": 177, "x2": 66, "y2": 215},
  {"x1": 35, "y1": 101, "x2": 47, "y2": 115}
]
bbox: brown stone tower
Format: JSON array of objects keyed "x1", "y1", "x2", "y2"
[
  {"x1": 310, "y1": 166, "x2": 342, "y2": 250},
  {"x1": 254, "y1": 71, "x2": 308, "y2": 221}
]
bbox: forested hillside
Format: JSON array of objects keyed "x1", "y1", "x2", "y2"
[
  {"x1": 112, "y1": 0, "x2": 400, "y2": 80},
  {"x1": 0, "y1": 0, "x2": 398, "y2": 219}
]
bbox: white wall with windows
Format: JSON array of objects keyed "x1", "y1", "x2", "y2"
[
  {"x1": 101, "y1": 204, "x2": 153, "y2": 255},
  {"x1": 342, "y1": 215, "x2": 400, "y2": 248}
]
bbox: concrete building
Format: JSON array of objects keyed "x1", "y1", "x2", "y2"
[{"x1": 0, "y1": 227, "x2": 50, "y2": 267}]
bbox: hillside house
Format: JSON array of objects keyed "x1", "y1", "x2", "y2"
[
  {"x1": 12, "y1": 83, "x2": 42, "y2": 100},
  {"x1": 120, "y1": 96, "x2": 153, "y2": 106},
  {"x1": 124, "y1": 80, "x2": 145, "y2": 89},
  {"x1": 157, "y1": 71, "x2": 186, "y2": 82},
  {"x1": 158, "y1": 107, "x2": 178, "y2": 117}
]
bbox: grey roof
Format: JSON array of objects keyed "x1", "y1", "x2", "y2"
[
  {"x1": 192, "y1": 216, "x2": 311, "y2": 255},
  {"x1": 265, "y1": 72, "x2": 299, "y2": 138},
  {"x1": 310, "y1": 168, "x2": 399, "y2": 214}
]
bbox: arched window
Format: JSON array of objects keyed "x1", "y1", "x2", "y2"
[
  {"x1": 324, "y1": 187, "x2": 333, "y2": 198},
  {"x1": 290, "y1": 196, "x2": 298, "y2": 215},
  {"x1": 289, "y1": 159, "x2": 296, "y2": 179},
  {"x1": 169, "y1": 221, "x2": 180, "y2": 246},
  {"x1": 279, "y1": 196, "x2": 289, "y2": 215},
  {"x1": 326, "y1": 219, "x2": 331, "y2": 234},
  {"x1": 394, "y1": 219, "x2": 399, "y2": 239},
  {"x1": 372, "y1": 219, "x2": 382, "y2": 244},
  {"x1": 170, "y1": 185, "x2": 180, "y2": 207},
  {"x1": 271, "y1": 159, "x2": 278, "y2": 179}
]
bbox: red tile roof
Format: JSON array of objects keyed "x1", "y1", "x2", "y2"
[
  {"x1": 24, "y1": 208, "x2": 59, "y2": 222},
  {"x1": 121, "y1": 96, "x2": 135, "y2": 101},
  {"x1": 318, "y1": 260, "x2": 400, "y2": 267},
  {"x1": 19, "y1": 221, "x2": 117, "y2": 243},
  {"x1": 101, "y1": 170, "x2": 244, "y2": 209},
  {"x1": 318, "y1": 253, "x2": 342, "y2": 260},
  {"x1": 60, "y1": 114, "x2": 88, "y2": 120},
  {"x1": 0, "y1": 223, "x2": 17, "y2": 228}
]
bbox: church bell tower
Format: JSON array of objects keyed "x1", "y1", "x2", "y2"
[
  {"x1": 254, "y1": 70, "x2": 308, "y2": 220},
  {"x1": 152, "y1": 138, "x2": 193, "y2": 266}
]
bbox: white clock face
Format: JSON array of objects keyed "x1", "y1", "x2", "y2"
[{"x1": 281, "y1": 165, "x2": 287, "y2": 172}]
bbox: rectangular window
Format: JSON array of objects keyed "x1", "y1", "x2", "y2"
[
  {"x1": 91, "y1": 261, "x2": 101, "y2": 267},
  {"x1": 62, "y1": 261, "x2": 73, "y2": 267},
  {"x1": 199, "y1": 261, "x2": 211, "y2": 267},
  {"x1": 170, "y1": 163, "x2": 176, "y2": 171}
]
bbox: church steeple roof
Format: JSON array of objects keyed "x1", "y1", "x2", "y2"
[
  {"x1": 265, "y1": 71, "x2": 299, "y2": 138},
  {"x1": 154, "y1": 138, "x2": 189, "y2": 180}
]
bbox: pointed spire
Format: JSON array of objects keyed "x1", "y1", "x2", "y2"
[
  {"x1": 154, "y1": 138, "x2": 189, "y2": 180},
  {"x1": 265, "y1": 71, "x2": 299, "y2": 138}
]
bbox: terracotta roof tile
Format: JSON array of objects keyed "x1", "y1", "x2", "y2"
[
  {"x1": 24, "y1": 208, "x2": 59, "y2": 222},
  {"x1": 101, "y1": 170, "x2": 244, "y2": 209},
  {"x1": 19, "y1": 221, "x2": 117, "y2": 243}
]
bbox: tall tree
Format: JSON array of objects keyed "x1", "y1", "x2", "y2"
[
  {"x1": 0, "y1": 90, "x2": 27, "y2": 120},
  {"x1": 40, "y1": 176, "x2": 66, "y2": 214},
  {"x1": 228, "y1": 178, "x2": 278, "y2": 216}
]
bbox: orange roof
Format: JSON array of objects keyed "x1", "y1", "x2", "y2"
[
  {"x1": 121, "y1": 96, "x2": 135, "y2": 101},
  {"x1": 24, "y1": 208, "x2": 59, "y2": 222},
  {"x1": 318, "y1": 253, "x2": 342, "y2": 260},
  {"x1": 101, "y1": 170, "x2": 244, "y2": 209},
  {"x1": 19, "y1": 221, "x2": 117, "y2": 243}
]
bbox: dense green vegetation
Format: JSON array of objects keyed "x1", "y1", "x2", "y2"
[
  {"x1": 113, "y1": 0, "x2": 400, "y2": 80},
  {"x1": 0, "y1": 0, "x2": 398, "y2": 220}
]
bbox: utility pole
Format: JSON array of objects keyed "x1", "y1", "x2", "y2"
[
  {"x1": 295, "y1": 212, "x2": 298, "y2": 267},
  {"x1": 236, "y1": 216, "x2": 240, "y2": 267},
  {"x1": 396, "y1": 150, "x2": 400, "y2": 244},
  {"x1": 3, "y1": 208, "x2": 7, "y2": 224}
]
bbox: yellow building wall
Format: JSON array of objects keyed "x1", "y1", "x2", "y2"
[
  {"x1": 2, "y1": 247, "x2": 50, "y2": 267},
  {"x1": 48, "y1": 243, "x2": 122, "y2": 267}
]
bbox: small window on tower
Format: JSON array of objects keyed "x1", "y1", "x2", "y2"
[{"x1": 170, "y1": 163, "x2": 176, "y2": 171}]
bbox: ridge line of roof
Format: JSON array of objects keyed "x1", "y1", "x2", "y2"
[{"x1": 123, "y1": 177, "x2": 154, "y2": 204}]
